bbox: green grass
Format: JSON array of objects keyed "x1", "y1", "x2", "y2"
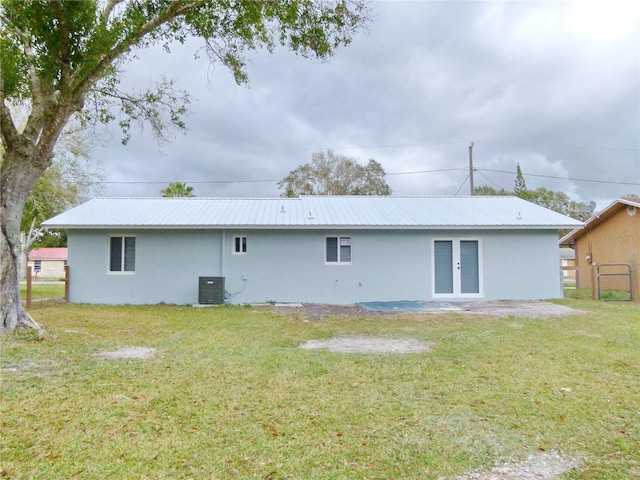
[
  {"x1": 19, "y1": 282, "x2": 66, "y2": 301},
  {"x1": 565, "y1": 288, "x2": 634, "y2": 301},
  {"x1": 2, "y1": 300, "x2": 639, "y2": 479}
]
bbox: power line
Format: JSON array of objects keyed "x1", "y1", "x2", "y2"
[
  {"x1": 474, "y1": 140, "x2": 639, "y2": 152},
  {"x1": 475, "y1": 170, "x2": 505, "y2": 190},
  {"x1": 102, "y1": 167, "x2": 639, "y2": 187},
  {"x1": 479, "y1": 168, "x2": 640, "y2": 186}
]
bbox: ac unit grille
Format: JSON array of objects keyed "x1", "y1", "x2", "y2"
[{"x1": 198, "y1": 277, "x2": 225, "y2": 305}]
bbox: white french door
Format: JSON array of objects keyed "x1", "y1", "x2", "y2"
[{"x1": 433, "y1": 238, "x2": 483, "y2": 297}]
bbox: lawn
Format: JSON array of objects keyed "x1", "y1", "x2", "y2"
[
  {"x1": 19, "y1": 282, "x2": 66, "y2": 302},
  {"x1": 1, "y1": 299, "x2": 639, "y2": 479}
]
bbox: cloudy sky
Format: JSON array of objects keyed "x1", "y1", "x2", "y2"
[{"x1": 94, "y1": 0, "x2": 640, "y2": 210}]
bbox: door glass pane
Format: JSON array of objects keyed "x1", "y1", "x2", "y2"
[
  {"x1": 460, "y1": 240, "x2": 479, "y2": 293},
  {"x1": 434, "y1": 240, "x2": 453, "y2": 294}
]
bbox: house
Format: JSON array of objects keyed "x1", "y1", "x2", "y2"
[
  {"x1": 559, "y1": 247, "x2": 576, "y2": 285},
  {"x1": 27, "y1": 247, "x2": 68, "y2": 278},
  {"x1": 43, "y1": 196, "x2": 582, "y2": 305},
  {"x1": 560, "y1": 197, "x2": 639, "y2": 300}
]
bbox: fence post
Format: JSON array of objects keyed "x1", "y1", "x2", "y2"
[
  {"x1": 26, "y1": 266, "x2": 32, "y2": 309},
  {"x1": 64, "y1": 265, "x2": 69, "y2": 303},
  {"x1": 591, "y1": 264, "x2": 598, "y2": 300}
]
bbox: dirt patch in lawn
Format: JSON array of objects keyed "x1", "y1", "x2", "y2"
[
  {"x1": 94, "y1": 346, "x2": 157, "y2": 360},
  {"x1": 459, "y1": 301, "x2": 583, "y2": 319},
  {"x1": 449, "y1": 450, "x2": 582, "y2": 480},
  {"x1": 301, "y1": 336, "x2": 434, "y2": 354},
  {"x1": 271, "y1": 301, "x2": 582, "y2": 320}
]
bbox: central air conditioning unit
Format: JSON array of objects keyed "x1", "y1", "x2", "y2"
[{"x1": 198, "y1": 277, "x2": 225, "y2": 305}]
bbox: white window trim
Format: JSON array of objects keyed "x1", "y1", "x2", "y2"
[
  {"x1": 108, "y1": 234, "x2": 136, "y2": 275},
  {"x1": 325, "y1": 235, "x2": 352, "y2": 265},
  {"x1": 432, "y1": 237, "x2": 484, "y2": 298},
  {"x1": 232, "y1": 236, "x2": 247, "y2": 255}
]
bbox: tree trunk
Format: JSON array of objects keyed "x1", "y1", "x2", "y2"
[{"x1": 1, "y1": 149, "x2": 49, "y2": 333}]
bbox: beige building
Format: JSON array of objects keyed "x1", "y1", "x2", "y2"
[
  {"x1": 560, "y1": 198, "x2": 639, "y2": 300},
  {"x1": 27, "y1": 247, "x2": 68, "y2": 279}
]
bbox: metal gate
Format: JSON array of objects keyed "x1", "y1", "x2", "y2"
[{"x1": 596, "y1": 264, "x2": 633, "y2": 301}]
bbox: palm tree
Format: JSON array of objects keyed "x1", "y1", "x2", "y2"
[{"x1": 161, "y1": 182, "x2": 195, "y2": 197}]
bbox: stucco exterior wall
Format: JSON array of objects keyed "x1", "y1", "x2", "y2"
[
  {"x1": 67, "y1": 228, "x2": 564, "y2": 305},
  {"x1": 573, "y1": 207, "x2": 639, "y2": 296},
  {"x1": 68, "y1": 230, "x2": 223, "y2": 304}
]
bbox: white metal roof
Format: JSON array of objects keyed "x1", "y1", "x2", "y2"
[{"x1": 43, "y1": 196, "x2": 583, "y2": 230}]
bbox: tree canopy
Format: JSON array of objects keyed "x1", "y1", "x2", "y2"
[
  {"x1": 473, "y1": 165, "x2": 584, "y2": 220},
  {"x1": 161, "y1": 182, "x2": 195, "y2": 197},
  {"x1": 0, "y1": 0, "x2": 370, "y2": 332},
  {"x1": 278, "y1": 149, "x2": 392, "y2": 197}
]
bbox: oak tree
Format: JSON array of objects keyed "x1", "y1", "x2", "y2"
[
  {"x1": 0, "y1": 0, "x2": 369, "y2": 332},
  {"x1": 278, "y1": 149, "x2": 391, "y2": 197}
]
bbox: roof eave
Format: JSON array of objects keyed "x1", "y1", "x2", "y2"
[{"x1": 46, "y1": 223, "x2": 580, "y2": 230}]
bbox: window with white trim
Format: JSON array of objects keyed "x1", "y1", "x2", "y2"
[
  {"x1": 109, "y1": 236, "x2": 136, "y2": 273},
  {"x1": 325, "y1": 236, "x2": 352, "y2": 264},
  {"x1": 233, "y1": 236, "x2": 247, "y2": 254}
]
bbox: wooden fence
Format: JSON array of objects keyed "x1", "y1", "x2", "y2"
[{"x1": 25, "y1": 265, "x2": 69, "y2": 309}]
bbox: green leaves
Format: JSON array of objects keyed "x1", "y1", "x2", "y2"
[
  {"x1": 161, "y1": 182, "x2": 195, "y2": 197},
  {"x1": 278, "y1": 149, "x2": 392, "y2": 197}
]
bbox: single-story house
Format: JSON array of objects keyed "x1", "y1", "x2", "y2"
[
  {"x1": 559, "y1": 247, "x2": 576, "y2": 285},
  {"x1": 560, "y1": 197, "x2": 639, "y2": 300},
  {"x1": 27, "y1": 247, "x2": 68, "y2": 278},
  {"x1": 43, "y1": 196, "x2": 582, "y2": 305}
]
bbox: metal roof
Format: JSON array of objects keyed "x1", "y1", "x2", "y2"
[
  {"x1": 43, "y1": 196, "x2": 583, "y2": 230},
  {"x1": 28, "y1": 247, "x2": 68, "y2": 260}
]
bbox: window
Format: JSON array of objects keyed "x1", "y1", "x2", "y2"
[
  {"x1": 110, "y1": 236, "x2": 136, "y2": 272},
  {"x1": 33, "y1": 260, "x2": 42, "y2": 273},
  {"x1": 233, "y1": 236, "x2": 247, "y2": 254},
  {"x1": 326, "y1": 236, "x2": 352, "y2": 264}
]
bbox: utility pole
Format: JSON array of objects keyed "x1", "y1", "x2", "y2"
[{"x1": 468, "y1": 142, "x2": 474, "y2": 195}]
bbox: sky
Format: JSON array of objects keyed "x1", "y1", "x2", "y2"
[{"x1": 93, "y1": 0, "x2": 640, "y2": 211}]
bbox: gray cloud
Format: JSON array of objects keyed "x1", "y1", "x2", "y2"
[{"x1": 95, "y1": 1, "x2": 640, "y2": 209}]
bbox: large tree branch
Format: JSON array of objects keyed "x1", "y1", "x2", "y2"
[
  {"x1": 100, "y1": 0, "x2": 125, "y2": 26},
  {"x1": 71, "y1": 0, "x2": 203, "y2": 102},
  {"x1": 50, "y1": 1, "x2": 71, "y2": 99},
  {"x1": 0, "y1": 101, "x2": 20, "y2": 151}
]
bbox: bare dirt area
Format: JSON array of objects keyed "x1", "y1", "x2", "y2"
[
  {"x1": 459, "y1": 301, "x2": 583, "y2": 319},
  {"x1": 270, "y1": 300, "x2": 583, "y2": 320},
  {"x1": 448, "y1": 450, "x2": 582, "y2": 480},
  {"x1": 301, "y1": 336, "x2": 434, "y2": 354},
  {"x1": 94, "y1": 346, "x2": 157, "y2": 360}
]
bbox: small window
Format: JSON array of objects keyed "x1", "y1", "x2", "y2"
[
  {"x1": 34, "y1": 260, "x2": 42, "y2": 272},
  {"x1": 110, "y1": 236, "x2": 136, "y2": 273},
  {"x1": 233, "y1": 236, "x2": 247, "y2": 254},
  {"x1": 326, "y1": 236, "x2": 351, "y2": 264}
]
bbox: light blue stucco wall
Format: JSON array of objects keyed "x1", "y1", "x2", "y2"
[
  {"x1": 68, "y1": 230, "x2": 223, "y2": 304},
  {"x1": 67, "y1": 228, "x2": 563, "y2": 305}
]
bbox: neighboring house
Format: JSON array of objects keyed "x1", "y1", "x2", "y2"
[
  {"x1": 559, "y1": 247, "x2": 576, "y2": 285},
  {"x1": 560, "y1": 197, "x2": 640, "y2": 300},
  {"x1": 27, "y1": 247, "x2": 68, "y2": 278},
  {"x1": 43, "y1": 196, "x2": 581, "y2": 305}
]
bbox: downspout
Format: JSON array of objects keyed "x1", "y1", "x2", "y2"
[{"x1": 221, "y1": 230, "x2": 226, "y2": 278}]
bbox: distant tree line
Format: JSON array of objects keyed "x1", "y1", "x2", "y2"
[{"x1": 475, "y1": 163, "x2": 585, "y2": 220}]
